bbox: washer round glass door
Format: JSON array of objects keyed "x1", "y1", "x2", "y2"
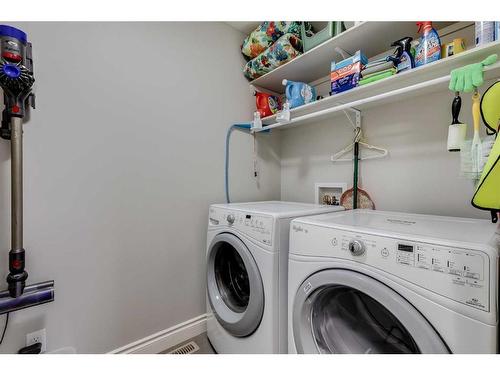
[
  {"x1": 293, "y1": 269, "x2": 449, "y2": 354},
  {"x1": 207, "y1": 233, "x2": 264, "y2": 337}
]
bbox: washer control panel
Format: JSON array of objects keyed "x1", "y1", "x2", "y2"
[
  {"x1": 291, "y1": 224, "x2": 491, "y2": 311},
  {"x1": 209, "y1": 208, "x2": 273, "y2": 246}
]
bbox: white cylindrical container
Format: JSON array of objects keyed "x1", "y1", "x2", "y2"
[
  {"x1": 447, "y1": 124, "x2": 467, "y2": 151},
  {"x1": 475, "y1": 22, "x2": 496, "y2": 46},
  {"x1": 447, "y1": 123, "x2": 467, "y2": 152}
]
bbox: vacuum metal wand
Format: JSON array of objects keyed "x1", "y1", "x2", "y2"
[
  {"x1": 7, "y1": 116, "x2": 28, "y2": 298},
  {"x1": 11, "y1": 116, "x2": 23, "y2": 250}
]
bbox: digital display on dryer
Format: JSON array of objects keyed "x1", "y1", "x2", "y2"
[{"x1": 398, "y1": 244, "x2": 414, "y2": 253}]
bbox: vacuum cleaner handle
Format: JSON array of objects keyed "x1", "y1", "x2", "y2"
[
  {"x1": 0, "y1": 25, "x2": 33, "y2": 298},
  {"x1": 0, "y1": 25, "x2": 55, "y2": 315}
]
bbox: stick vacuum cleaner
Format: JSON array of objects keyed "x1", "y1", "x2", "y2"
[{"x1": 0, "y1": 25, "x2": 54, "y2": 315}]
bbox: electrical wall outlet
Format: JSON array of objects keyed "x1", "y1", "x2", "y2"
[{"x1": 26, "y1": 328, "x2": 47, "y2": 353}]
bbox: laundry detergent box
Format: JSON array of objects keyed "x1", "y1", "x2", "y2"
[{"x1": 330, "y1": 51, "x2": 368, "y2": 94}]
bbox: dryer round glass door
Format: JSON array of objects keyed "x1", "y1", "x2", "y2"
[
  {"x1": 207, "y1": 233, "x2": 264, "y2": 337},
  {"x1": 214, "y1": 246, "x2": 249, "y2": 313},
  {"x1": 293, "y1": 269, "x2": 449, "y2": 354}
]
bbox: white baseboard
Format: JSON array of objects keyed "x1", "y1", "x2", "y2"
[{"x1": 109, "y1": 314, "x2": 207, "y2": 354}]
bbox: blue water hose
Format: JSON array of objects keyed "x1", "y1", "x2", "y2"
[{"x1": 225, "y1": 123, "x2": 252, "y2": 203}]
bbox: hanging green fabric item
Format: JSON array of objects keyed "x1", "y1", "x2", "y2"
[
  {"x1": 481, "y1": 80, "x2": 500, "y2": 133},
  {"x1": 472, "y1": 134, "x2": 500, "y2": 222},
  {"x1": 471, "y1": 81, "x2": 500, "y2": 223},
  {"x1": 449, "y1": 54, "x2": 497, "y2": 93}
]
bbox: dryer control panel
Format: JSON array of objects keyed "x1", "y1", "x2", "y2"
[
  {"x1": 291, "y1": 224, "x2": 492, "y2": 312},
  {"x1": 342, "y1": 233, "x2": 489, "y2": 311},
  {"x1": 209, "y1": 208, "x2": 273, "y2": 246}
]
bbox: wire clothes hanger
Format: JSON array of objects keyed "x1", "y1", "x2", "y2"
[
  {"x1": 330, "y1": 109, "x2": 387, "y2": 210},
  {"x1": 331, "y1": 110, "x2": 388, "y2": 162}
]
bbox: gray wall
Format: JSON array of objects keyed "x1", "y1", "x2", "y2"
[
  {"x1": 281, "y1": 85, "x2": 493, "y2": 219},
  {"x1": 0, "y1": 22, "x2": 280, "y2": 353}
]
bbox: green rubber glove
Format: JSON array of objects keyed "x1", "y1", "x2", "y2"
[{"x1": 449, "y1": 54, "x2": 498, "y2": 93}]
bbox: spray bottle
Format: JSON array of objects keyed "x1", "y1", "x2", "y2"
[
  {"x1": 391, "y1": 37, "x2": 414, "y2": 73},
  {"x1": 414, "y1": 21, "x2": 441, "y2": 67}
]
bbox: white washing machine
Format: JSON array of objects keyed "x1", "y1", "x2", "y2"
[
  {"x1": 206, "y1": 201, "x2": 344, "y2": 354},
  {"x1": 288, "y1": 209, "x2": 500, "y2": 354}
]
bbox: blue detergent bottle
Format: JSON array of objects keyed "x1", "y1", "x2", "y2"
[
  {"x1": 414, "y1": 21, "x2": 441, "y2": 67},
  {"x1": 282, "y1": 79, "x2": 316, "y2": 109}
]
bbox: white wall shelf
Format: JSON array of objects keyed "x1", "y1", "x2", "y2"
[
  {"x1": 252, "y1": 40, "x2": 500, "y2": 133},
  {"x1": 250, "y1": 21, "x2": 454, "y2": 93}
]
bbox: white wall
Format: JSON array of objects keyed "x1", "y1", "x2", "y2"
[
  {"x1": 280, "y1": 83, "x2": 494, "y2": 219},
  {"x1": 0, "y1": 22, "x2": 280, "y2": 353}
]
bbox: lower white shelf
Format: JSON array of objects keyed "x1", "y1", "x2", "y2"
[{"x1": 252, "y1": 41, "x2": 500, "y2": 133}]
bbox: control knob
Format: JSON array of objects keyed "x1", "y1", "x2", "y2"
[
  {"x1": 348, "y1": 239, "x2": 365, "y2": 256},
  {"x1": 227, "y1": 214, "x2": 235, "y2": 224}
]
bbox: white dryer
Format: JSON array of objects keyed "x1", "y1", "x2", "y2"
[
  {"x1": 288, "y1": 210, "x2": 499, "y2": 354},
  {"x1": 206, "y1": 201, "x2": 344, "y2": 353}
]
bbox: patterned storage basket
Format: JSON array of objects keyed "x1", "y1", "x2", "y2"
[
  {"x1": 243, "y1": 33, "x2": 303, "y2": 80},
  {"x1": 241, "y1": 21, "x2": 303, "y2": 60}
]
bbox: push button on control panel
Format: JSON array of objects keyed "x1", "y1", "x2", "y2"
[{"x1": 464, "y1": 271, "x2": 480, "y2": 280}]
